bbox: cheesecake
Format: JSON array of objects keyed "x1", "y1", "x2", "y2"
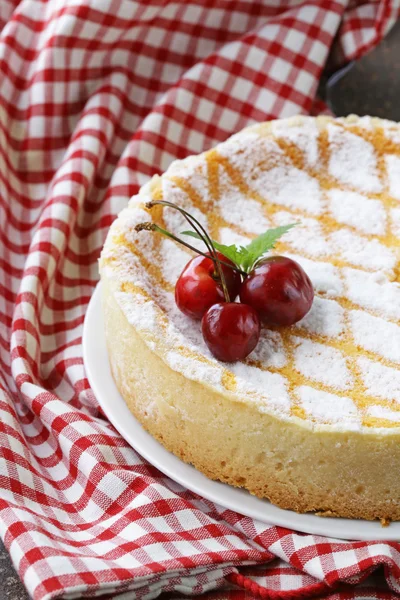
[{"x1": 100, "y1": 115, "x2": 400, "y2": 521}]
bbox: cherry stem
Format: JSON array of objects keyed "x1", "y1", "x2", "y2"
[
  {"x1": 145, "y1": 200, "x2": 241, "y2": 301},
  {"x1": 135, "y1": 222, "x2": 247, "y2": 277},
  {"x1": 147, "y1": 200, "x2": 216, "y2": 258}
]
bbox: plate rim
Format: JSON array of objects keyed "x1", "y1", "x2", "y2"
[{"x1": 83, "y1": 282, "x2": 399, "y2": 541}]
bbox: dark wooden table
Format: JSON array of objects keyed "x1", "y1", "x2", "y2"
[{"x1": 1, "y1": 21, "x2": 399, "y2": 600}]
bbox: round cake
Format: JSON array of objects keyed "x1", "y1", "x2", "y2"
[{"x1": 100, "y1": 115, "x2": 400, "y2": 522}]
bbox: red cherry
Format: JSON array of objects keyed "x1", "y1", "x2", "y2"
[
  {"x1": 201, "y1": 302, "x2": 260, "y2": 362},
  {"x1": 240, "y1": 256, "x2": 314, "y2": 326},
  {"x1": 175, "y1": 253, "x2": 241, "y2": 319}
]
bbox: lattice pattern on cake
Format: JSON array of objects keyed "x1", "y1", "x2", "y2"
[{"x1": 101, "y1": 115, "x2": 400, "y2": 431}]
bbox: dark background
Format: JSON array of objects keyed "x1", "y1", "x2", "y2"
[{"x1": 1, "y1": 20, "x2": 399, "y2": 600}]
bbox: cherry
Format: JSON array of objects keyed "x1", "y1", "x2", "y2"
[
  {"x1": 240, "y1": 256, "x2": 314, "y2": 326},
  {"x1": 201, "y1": 302, "x2": 260, "y2": 362},
  {"x1": 175, "y1": 253, "x2": 241, "y2": 320}
]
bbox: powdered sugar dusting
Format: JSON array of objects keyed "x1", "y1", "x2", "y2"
[
  {"x1": 116, "y1": 292, "x2": 161, "y2": 335},
  {"x1": 249, "y1": 329, "x2": 287, "y2": 368},
  {"x1": 274, "y1": 212, "x2": 331, "y2": 257},
  {"x1": 166, "y1": 351, "x2": 223, "y2": 388},
  {"x1": 253, "y1": 165, "x2": 323, "y2": 214},
  {"x1": 217, "y1": 132, "x2": 284, "y2": 174},
  {"x1": 167, "y1": 154, "x2": 210, "y2": 203},
  {"x1": 381, "y1": 120, "x2": 400, "y2": 145},
  {"x1": 160, "y1": 239, "x2": 191, "y2": 286},
  {"x1": 345, "y1": 115, "x2": 373, "y2": 131},
  {"x1": 358, "y1": 357, "x2": 400, "y2": 404},
  {"x1": 386, "y1": 154, "x2": 400, "y2": 200},
  {"x1": 366, "y1": 405, "x2": 400, "y2": 423},
  {"x1": 218, "y1": 228, "x2": 251, "y2": 247},
  {"x1": 216, "y1": 168, "x2": 272, "y2": 234},
  {"x1": 327, "y1": 123, "x2": 382, "y2": 193},
  {"x1": 271, "y1": 118, "x2": 319, "y2": 167},
  {"x1": 328, "y1": 189, "x2": 386, "y2": 235},
  {"x1": 329, "y1": 228, "x2": 395, "y2": 273},
  {"x1": 231, "y1": 362, "x2": 291, "y2": 414},
  {"x1": 292, "y1": 337, "x2": 353, "y2": 390},
  {"x1": 343, "y1": 268, "x2": 400, "y2": 321},
  {"x1": 286, "y1": 254, "x2": 344, "y2": 297},
  {"x1": 297, "y1": 387, "x2": 360, "y2": 428},
  {"x1": 296, "y1": 296, "x2": 345, "y2": 338},
  {"x1": 350, "y1": 311, "x2": 400, "y2": 363},
  {"x1": 390, "y1": 207, "x2": 400, "y2": 237}
]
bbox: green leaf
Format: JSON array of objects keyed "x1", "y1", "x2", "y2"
[
  {"x1": 241, "y1": 224, "x2": 297, "y2": 271},
  {"x1": 181, "y1": 223, "x2": 297, "y2": 273},
  {"x1": 181, "y1": 230, "x2": 247, "y2": 266},
  {"x1": 180, "y1": 230, "x2": 204, "y2": 241},
  {"x1": 211, "y1": 242, "x2": 248, "y2": 267}
]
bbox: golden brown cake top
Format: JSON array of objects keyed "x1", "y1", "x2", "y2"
[{"x1": 101, "y1": 115, "x2": 400, "y2": 433}]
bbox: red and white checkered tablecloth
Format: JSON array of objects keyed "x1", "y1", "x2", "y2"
[{"x1": 1, "y1": 1, "x2": 400, "y2": 599}]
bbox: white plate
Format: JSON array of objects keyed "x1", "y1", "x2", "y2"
[{"x1": 83, "y1": 283, "x2": 399, "y2": 541}]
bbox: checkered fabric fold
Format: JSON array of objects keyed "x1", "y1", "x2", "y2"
[{"x1": 0, "y1": 1, "x2": 400, "y2": 599}]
